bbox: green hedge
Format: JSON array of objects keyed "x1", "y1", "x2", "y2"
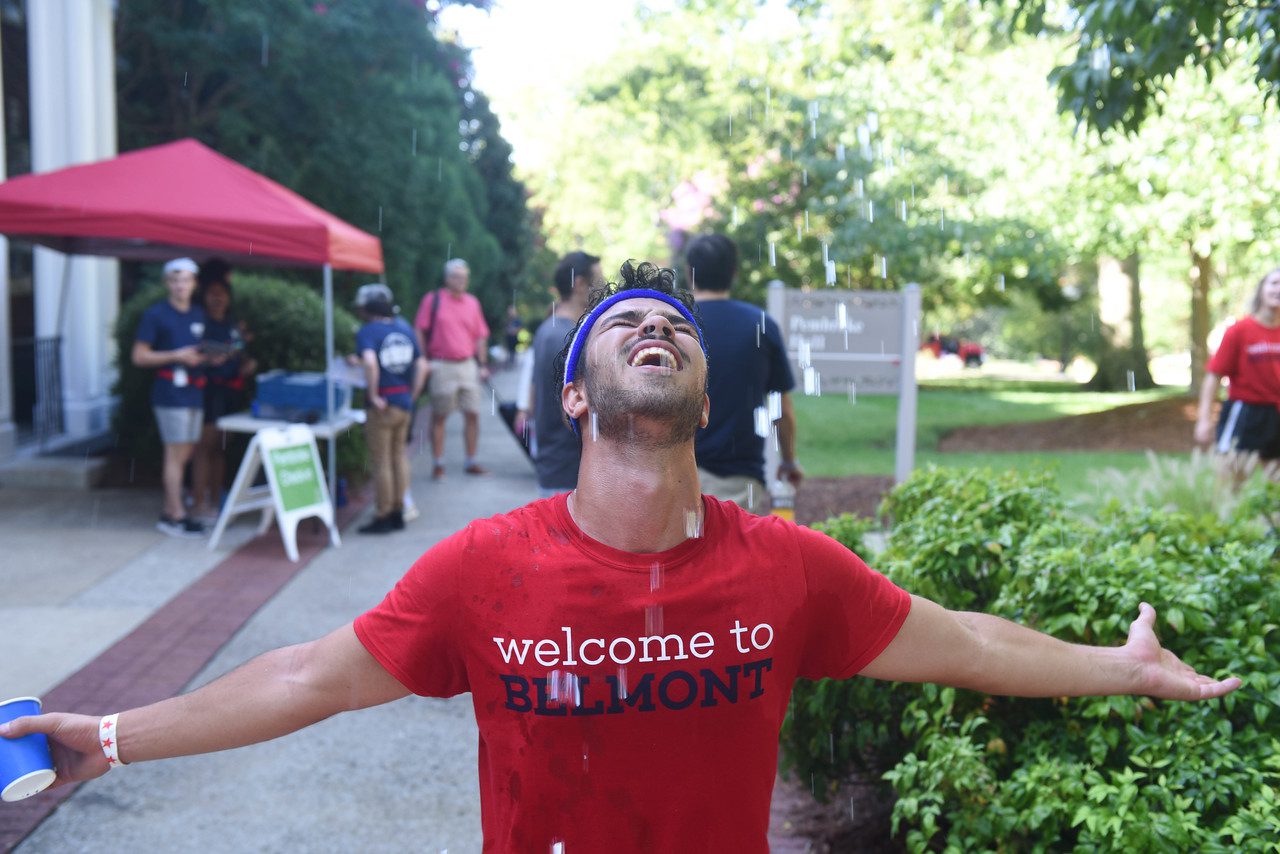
[
  {"x1": 782, "y1": 467, "x2": 1279, "y2": 852},
  {"x1": 112, "y1": 273, "x2": 367, "y2": 480}
]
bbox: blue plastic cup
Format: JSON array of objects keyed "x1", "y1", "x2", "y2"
[{"x1": 0, "y1": 697, "x2": 56, "y2": 802}]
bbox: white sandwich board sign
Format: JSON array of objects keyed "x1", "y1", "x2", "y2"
[{"x1": 208, "y1": 424, "x2": 340, "y2": 561}]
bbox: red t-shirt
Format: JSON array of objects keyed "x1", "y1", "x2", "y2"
[
  {"x1": 1206, "y1": 316, "x2": 1280, "y2": 405},
  {"x1": 354, "y1": 494, "x2": 911, "y2": 853}
]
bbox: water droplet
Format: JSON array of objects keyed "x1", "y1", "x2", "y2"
[
  {"x1": 754, "y1": 406, "x2": 771, "y2": 438},
  {"x1": 879, "y1": 256, "x2": 887, "y2": 279},
  {"x1": 767, "y1": 391, "x2": 783, "y2": 421},
  {"x1": 797, "y1": 339, "x2": 812, "y2": 368},
  {"x1": 1127, "y1": 370, "x2": 1136, "y2": 392},
  {"x1": 996, "y1": 273, "x2": 1005, "y2": 292},
  {"x1": 616, "y1": 665, "x2": 628, "y2": 699},
  {"x1": 769, "y1": 242, "x2": 777, "y2": 267},
  {"x1": 551, "y1": 840, "x2": 565, "y2": 854},
  {"x1": 411, "y1": 129, "x2": 417, "y2": 156},
  {"x1": 650, "y1": 561, "x2": 664, "y2": 591},
  {"x1": 826, "y1": 260, "x2": 836, "y2": 285},
  {"x1": 848, "y1": 382, "x2": 858, "y2": 405},
  {"x1": 645, "y1": 605, "x2": 664, "y2": 635},
  {"x1": 802, "y1": 168, "x2": 808, "y2": 187},
  {"x1": 590, "y1": 411, "x2": 599, "y2": 442},
  {"x1": 804, "y1": 210, "x2": 810, "y2": 232},
  {"x1": 684, "y1": 510, "x2": 702, "y2": 539},
  {"x1": 836, "y1": 143, "x2": 846, "y2": 162},
  {"x1": 803, "y1": 366, "x2": 821, "y2": 396}
]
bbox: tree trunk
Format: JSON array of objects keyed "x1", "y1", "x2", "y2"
[
  {"x1": 1189, "y1": 244, "x2": 1213, "y2": 393},
  {"x1": 1087, "y1": 253, "x2": 1155, "y2": 390}
]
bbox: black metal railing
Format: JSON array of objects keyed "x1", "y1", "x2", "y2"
[{"x1": 32, "y1": 335, "x2": 63, "y2": 444}]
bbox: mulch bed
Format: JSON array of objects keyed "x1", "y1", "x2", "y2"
[{"x1": 938, "y1": 395, "x2": 1199, "y2": 453}]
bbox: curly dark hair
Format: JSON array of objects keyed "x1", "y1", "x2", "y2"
[{"x1": 553, "y1": 259, "x2": 702, "y2": 384}]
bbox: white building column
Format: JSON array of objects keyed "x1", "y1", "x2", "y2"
[
  {"x1": 0, "y1": 27, "x2": 13, "y2": 462},
  {"x1": 27, "y1": 0, "x2": 119, "y2": 440}
]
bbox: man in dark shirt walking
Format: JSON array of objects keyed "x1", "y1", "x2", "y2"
[
  {"x1": 517, "y1": 251, "x2": 600, "y2": 497},
  {"x1": 685, "y1": 234, "x2": 802, "y2": 513}
]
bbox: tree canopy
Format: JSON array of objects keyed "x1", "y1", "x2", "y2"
[
  {"x1": 115, "y1": 0, "x2": 531, "y2": 325},
  {"x1": 987, "y1": 0, "x2": 1280, "y2": 135}
]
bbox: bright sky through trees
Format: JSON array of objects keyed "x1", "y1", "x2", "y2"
[{"x1": 437, "y1": 1, "x2": 640, "y2": 165}]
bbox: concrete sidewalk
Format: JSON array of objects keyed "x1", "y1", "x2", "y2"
[{"x1": 7, "y1": 370, "x2": 538, "y2": 852}]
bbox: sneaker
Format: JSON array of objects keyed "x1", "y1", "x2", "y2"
[
  {"x1": 389, "y1": 510, "x2": 405, "y2": 530},
  {"x1": 464, "y1": 462, "x2": 490, "y2": 476},
  {"x1": 401, "y1": 504, "x2": 420, "y2": 522},
  {"x1": 157, "y1": 515, "x2": 205, "y2": 539},
  {"x1": 358, "y1": 514, "x2": 398, "y2": 535},
  {"x1": 432, "y1": 464, "x2": 446, "y2": 481}
]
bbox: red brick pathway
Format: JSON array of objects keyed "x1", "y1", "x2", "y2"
[{"x1": 0, "y1": 496, "x2": 368, "y2": 853}]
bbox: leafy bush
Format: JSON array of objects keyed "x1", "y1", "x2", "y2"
[
  {"x1": 782, "y1": 466, "x2": 1279, "y2": 851},
  {"x1": 112, "y1": 273, "x2": 367, "y2": 480}
]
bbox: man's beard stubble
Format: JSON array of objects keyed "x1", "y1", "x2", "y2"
[{"x1": 583, "y1": 355, "x2": 705, "y2": 449}]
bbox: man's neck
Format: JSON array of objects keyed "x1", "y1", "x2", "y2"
[
  {"x1": 569, "y1": 433, "x2": 703, "y2": 553},
  {"x1": 168, "y1": 296, "x2": 191, "y2": 312},
  {"x1": 693, "y1": 290, "x2": 730, "y2": 302},
  {"x1": 554, "y1": 297, "x2": 587, "y2": 320}
]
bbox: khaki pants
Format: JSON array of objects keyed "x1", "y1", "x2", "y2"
[
  {"x1": 366, "y1": 405, "x2": 412, "y2": 516},
  {"x1": 698, "y1": 469, "x2": 770, "y2": 515}
]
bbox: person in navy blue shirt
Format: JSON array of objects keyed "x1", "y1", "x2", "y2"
[
  {"x1": 685, "y1": 234, "x2": 802, "y2": 513},
  {"x1": 354, "y1": 283, "x2": 428, "y2": 534},
  {"x1": 191, "y1": 260, "x2": 257, "y2": 523},
  {"x1": 131, "y1": 258, "x2": 210, "y2": 538}
]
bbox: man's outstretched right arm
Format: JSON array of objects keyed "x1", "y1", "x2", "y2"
[{"x1": 0, "y1": 623, "x2": 409, "y2": 787}]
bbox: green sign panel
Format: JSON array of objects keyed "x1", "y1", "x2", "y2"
[{"x1": 267, "y1": 444, "x2": 325, "y2": 512}]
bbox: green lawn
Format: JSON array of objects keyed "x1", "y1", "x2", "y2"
[{"x1": 793, "y1": 381, "x2": 1187, "y2": 499}]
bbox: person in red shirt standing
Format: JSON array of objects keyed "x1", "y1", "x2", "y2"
[
  {"x1": 5, "y1": 262, "x2": 1241, "y2": 853},
  {"x1": 415, "y1": 258, "x2": 491, "y2": 480},
  {"x1": 1194, "y1": 267, "x2": 1280, "y2": 484}
]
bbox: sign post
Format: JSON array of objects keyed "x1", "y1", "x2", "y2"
[
  {"x1": 766, "y1": 284, "x2": 920, "y2": 483},
  {"x1": 208, "y1": 424, "x2": 341, "y2": 561}
]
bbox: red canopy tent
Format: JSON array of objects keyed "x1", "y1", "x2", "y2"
[
  {"x1": 0, "y1": 137, "x2": 383, "y2": 271},
  {"x1": 0, "y1": 138, "x2": 384, "y2": 490}
]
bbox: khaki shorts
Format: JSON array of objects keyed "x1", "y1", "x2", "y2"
[
  {"x1": 429, "y1": 359, "x2": 483, "y2": 416},
  {"x1": 154, "y1": 406, "x2": 203, "y2": 444},
  {"x1": 698, "y1": 469, "x2": 770, "y2": 515}
]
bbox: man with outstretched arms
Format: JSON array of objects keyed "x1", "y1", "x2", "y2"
[{"x1": 5, "y1": 261, "x2": 1241, "y2": 853}]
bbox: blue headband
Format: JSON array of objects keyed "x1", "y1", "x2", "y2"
[{"x1": 561, "y1": 288, "x2": 707, "y2": 434}]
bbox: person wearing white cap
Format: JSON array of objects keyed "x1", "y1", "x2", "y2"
[
  {"x1": 131, "y1": 258, "x2": 209, "y2": 538},
  {"x1": 5, "y1": 262, "x2": 1242, "y2": 852}
]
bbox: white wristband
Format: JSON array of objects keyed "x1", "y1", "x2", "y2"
[{"x1": 99, "y1": 713, "x2": 125, "y2": 767}]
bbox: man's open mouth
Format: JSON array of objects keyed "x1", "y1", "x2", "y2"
[{"x1": 628, "y1": 344, "x2": 680, "y2": 371}]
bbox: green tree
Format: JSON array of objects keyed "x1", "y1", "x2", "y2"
[
  {"x1": 988, "y1": 0, "x2": 1280, "y2": 135},
  {"x1": 115, "y1": 0, "x2": 526, "y2": 329}
]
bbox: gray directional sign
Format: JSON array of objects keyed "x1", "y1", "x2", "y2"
[
  {"x1": 765, "y1": 283, "x2": 921, "y2": 483},
  {"x1": 766, "y1": 286, "x2": 911, "y2": 394}
]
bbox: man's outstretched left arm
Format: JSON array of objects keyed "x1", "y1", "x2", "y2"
[{"x1": 858, "y1": 596, "x2": 1241, "y2": 700}]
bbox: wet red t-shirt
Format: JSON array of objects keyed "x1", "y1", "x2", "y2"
[
  {"x1": 354, "y1": 494, "x2": 911, "y2": 853},
  {"x1": 1207, "y1": 316, "x2": 1280, "y2": 405}
]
